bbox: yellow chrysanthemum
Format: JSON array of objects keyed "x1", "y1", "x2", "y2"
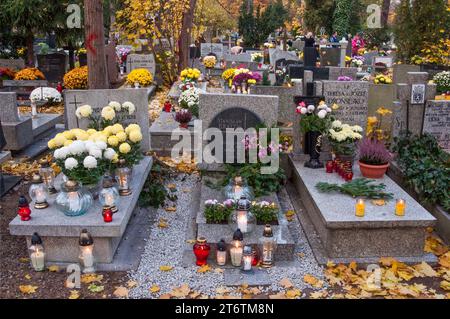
[
  {"x1": 108, "y1": 135, "x2": 120, "y2": 147},
  {"x1": 111, "y1": 123, "x2": 124, "y2": 134},
  {"x1": 64, "y1": 140, "x2": 73, "y2": 147},
  {"x1": 62, "y1": 131, "x2": 75, "y2": 140},
  {"x1": 101, "y1": 106, "x2": 116, "y2": 121},
  {"x1": 125, "y1": 124, "x2": 141, "y2": 134},
  {"x1": 129, "y1": 130, "x2": 143, "y2": 143},
  {"x1": 86, "y1": 129, "x2": 97, "y2": 136},
  {"x1": 47, "y1": 139, "x2": 57, "y2": 149},
  {"x1": 119, "y1": 142, "x2": 131, "y2": 154},
  {"x1": 116, "y1": 131, "x2": 127, "y2": 142},
  {"x1": 53, "y1": 134, "x2": 66, "y2": 147}
]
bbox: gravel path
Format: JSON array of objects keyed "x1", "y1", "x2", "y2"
[{"x1": 128, "y1": 174, "x2": 325, "y2": 298}]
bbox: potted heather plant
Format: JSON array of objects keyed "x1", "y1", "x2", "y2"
[
  {"x1": 175, "y1": 109, "x2": 192, "y2": 129},
  {"x1": 357, "y1": 138, "x2": 392, "y2": 178}
]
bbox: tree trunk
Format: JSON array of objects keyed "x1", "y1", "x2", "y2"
[
  {"x1": 381, "y1": 0, "x2": 391, "y2": 27},
  {"x1": 84, "y1": 0, "x2": 108, "y2": 89},
  {"x1": 26, "y1": 33, "x2": 34, "y2": 67},
  {"x1": 179, "y1": 0, "x2": 197, "y2": 71}
]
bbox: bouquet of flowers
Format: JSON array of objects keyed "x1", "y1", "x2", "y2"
[
  {"x1": 63, "y1": 66, "x2": 88, "y2": 89},
  {"x1": 232, "y1": 68, "x2": 261, "y2": 85},
  {"x1": 49, "y1": 130, "x2": 118, "y2": 185},
  {"x1": 30, "y1": 87, "x2": 62, "y2": 104},
  {"x1": 76, "y1": 48, "x2": 87, "y2": 56},
  {"x1": 75, "y1": 101, "x2": 136, "y2": 130},
  {"x1": 250, "y1": 201, "x2": 278, "y2": 224},
  {"x1": 296, "y1": 101, "x2": 333, "y2": 133},
  {"x1": 116, "y1": 47, "x2": 131, "y2": 64},
  {"x1": 328, "y1": 120, "x2": 363, "y2": 156},
  {"x1": 178, "y1": 86, "x2": 200, "y2": 116},
  {"x1": 175, "y1": 109, "x2": 192, "y2": 126},
  {"x1": 373, "y1": 73, "x2": 392, "y2": 84},
  {"x1": 251, "y1": 52, "x2": 264, "y2": 63},
  {"x1": 126, "y1": 68, "x2": 153, "y2": 87},
  {"x1": 204, "y1": 199, "x2": 235, "y2": 223},
  {"x1": 180, "y1": 68, "x2": 201, "y2": 83},
  {"x1": 351, "y1": 56, "x2": 365, "y2": 67},
  {"x1": 337, "y1": 76, "x2": 353, "y2": 81},
  {"x1": 433, "y1": 71, "x2": 450, "y2": 94},
  {"x1": 0, "y1": 67, "x2": 16, "y2": 80},
  {"x1": 203, "y1": 56, "x2": 217, "y2": 69},
  {"x1": 222, "y1": 68, "x2": 236, "y2": 87},
  {"x1": 14, "y1": 68, "x2": 45, "y2": 81}
]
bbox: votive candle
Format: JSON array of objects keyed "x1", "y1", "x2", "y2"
[
  {"x1": 355, "y1": 199, "x2": 365, "y2": 217},
  {"x1": 395, "y1": 199, "x2": 406, "y2": 216}
]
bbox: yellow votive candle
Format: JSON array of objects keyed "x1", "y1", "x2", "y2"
[
  {"x1": 355, "y1": 199, "x2": 365, "y2": 217},
  {"x1": 395, "y1": 199, "x2": 406, "y2": 216}
]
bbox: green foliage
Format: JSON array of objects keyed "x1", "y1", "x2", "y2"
[
  {"x1": 394, "y1": 0, "x2": 450, "y2": 62},
  {"x1": 393, "y1": 133, "x2": 450, "y2": 211},
  {"x1": 332, "y1": 0, "x2": 363, "y2": 37},
  {"x1": 251, "y1": 203, "x2": 278, "y2": 224},
  {"x1": 138, "y1": 164, "x2": 168, "y2": 208},
  {"x1": 316, "y1": 178, "x2": 394, "y2": 200},
  {"x1": 204, "y1": 203, "x2": 234, "y2": 224},
  {"x1": 262, "y1": 70, "x2": 271, "y2": 86},
  {"x1": 223, "y1": 163, "x2": 286, "y2": 197},
  {"x1": 303, "y1": 0, "x2": 335, "y2": 35},
  {"x1": 238, "y1": 0, "x2": 288, "y2": 47}
]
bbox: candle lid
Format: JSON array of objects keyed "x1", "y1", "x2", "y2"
[
  {"x1": 232, "y1": 229, "x2": 244, "y2": 241},
  {"x1": 237, "y1": 196, "x2": 251, "y2": 210},
  {"x1": 31, "y1": 232, "x2": 42, "y2": 245},
  {"x1": 263, "y1": 224, "x2": 273, "y2": 237},
  {"x1": 102, "y1": 176, "x2": 115, "y2": 188},
  {"x1": 234, "y1": 176, "x2": 243, "y2": 186},
  {"x1": 18, "y1": 195, "x2": 29, "y2": 207},
  {"x1": 31, "y1": 174, "x2": 43, "y2": 184},
  {"x1": 79, "y1": 229, "x2": 94, "y2": 246},
  {"x1": 196, "y1": 237, "x2": 207, "y2": 244},
  {"x1": 39, "y1": 159, "x2": 50, "y2": 168},
  {"x1": 217, "y1": 239, "x2": 227, "y2": 251},
  {"x1": 243, "y1": 246, "x2": 252, "y2": 254},
  {"x1": 64, "y1": 180, "x2": 80, "y2": 192}
]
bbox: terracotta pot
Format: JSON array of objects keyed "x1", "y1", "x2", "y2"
[{"x1": 358, "y1": 161, "x2": 390, "y2": 179}]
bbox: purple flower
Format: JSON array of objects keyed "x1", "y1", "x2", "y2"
[{"x1": 338, "y1": 76, "x2": 353, "y2": 81}]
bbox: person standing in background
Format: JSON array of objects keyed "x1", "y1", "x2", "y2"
[
  {"x1": 304, "y1": 32, "x2": 315, "y2": 47},
  {"x1": 330, "y1": 31, "x2": 339, "y2": 43},
  {"x1": 352, "y1": 33, "x2": 365, "y2": 56}
]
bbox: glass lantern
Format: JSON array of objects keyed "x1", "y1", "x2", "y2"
[
  {"x1": 228, "y1": 196, "x2": 256, "y2": 234},
  {"x1": 99, "y1": 177, "x2": 119, "y2": 213},
  {"x1": 230, "y1": 229, "x2": 244, "y2": 267},
  {"x1": 259, "y1": 224, "x2": 277, "y2": 268},
  {"x1": 242, "y1": 246, "x2": 253, "y2": 272},
  {"x1": 193, "y1": 237, "x2": 210, "y2": 266},
  {"x1": 115, "y1": 159, "x2": 132, "y2": 196},
  {"x1": 39, "y1": 159, "x2": 57, "y2": 194},
  {"x1": 224, "y1": 176, "x2": 254, "y2": 201},
  {"x1": 29, "y1": 232, "x2": 45, "y2": 271},
  {"x1": 79, "y1": 229, "x2": 95, "y2": 273},
  {"x1": 216, "y1": 239, "x2": 227, "y2": 266},
  {"x1": 55, "y1": 180, "x2": 93, "y2": 217},
  {"x1": 17, "y1": 195, "x2": 32, "y2": 221},
  {"x1": 28, "y1": 174, "x2": 49, "y2": 209}
]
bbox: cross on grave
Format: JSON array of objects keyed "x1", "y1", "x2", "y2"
[
  {"x1": 394, "y1": 72, "x2": 437, "y2": 138},
  {"x1": 66, "y1": 95, "x2": 85, "y2": 129}
]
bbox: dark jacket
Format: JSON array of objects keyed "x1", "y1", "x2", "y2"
[{"x1": 304, "y1": 37, "x2": 315, "y2": 47}]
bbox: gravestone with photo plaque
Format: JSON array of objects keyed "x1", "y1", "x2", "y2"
[
  {"x1": 126, "y1": 54, "x2": 156, "y2": 76},
  {"x1": 200, "y1": 43, "x2": 224, "y2": 59},
  {"x1": 64, "y1": 89, "x2": 150, "y2": 150}
]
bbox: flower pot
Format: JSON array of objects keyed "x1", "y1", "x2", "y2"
[
  {"x1": 358, "y1": 161, "x2": 390, "y2": 179},
  {"x1": 179, "y1": 122, "x2": 189, "y2": 129},
  {"x1": 304, "y1": 131, "x2": 324, "y2": 169}
]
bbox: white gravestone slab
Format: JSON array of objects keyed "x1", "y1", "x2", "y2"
[
  {"x1": 200, "y1": 43, "x2": 224, "y2": 59},
  {"x1": 422, "y1": 100, "x2": 450, "y2": 152},
  {"x1": 64, "y1": 89, "x2": 150, "y2": 151},
  {"x1": 126, "y1": 54, "x2": 156, "y2": 76},
  {"x1": 323, "y1": 81, "x2": 369, "y2": 130},
  {"x1": 373, "y1": 56, "x2": 393, "y2": 68}
]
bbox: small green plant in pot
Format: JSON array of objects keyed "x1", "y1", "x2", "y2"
[{"x1": 357, "y1": 138, "x2": 392, "y2": 178}]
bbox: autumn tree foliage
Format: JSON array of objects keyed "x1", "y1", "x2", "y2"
[{"x1": 115, "y1": 0, "x2": 194, "y2": 85}]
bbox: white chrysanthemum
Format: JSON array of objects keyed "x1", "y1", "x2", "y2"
[
  {"x1": 103, "y1": 148, "x2": 116, "y2": 160},
  {"x1": 64, "y1": 157, "x2": 78, "y2": 170},
  {"x1": 317, "y1": 109, "x2": 327, "y2": 119},
  {"x1": 89, "y1": 147, "x2": 102, "y2": 159},
  {"x1": 109, "y1": 101, "x2": 122, "y2": 111},
  {"x1": 95, "y1": 141, "x2": 107, "y2": 150},
  {"x1": 352, "y1": 125, "x2": 363, "y2": 132},
  {"x1": 83, "y1": 156, "x2": 97, "y2": 169},
  {"x1": 69, "y1": 140, "x2": 86, "y2": 155},
  {"x1": 332, "y1": 120, "x2": 342, "y2": 128},
  {"x1": 84, "y1": 141, "x2": 96, "y2": 152},
  {"x1": 307, "y1": 105, "x2": 315, "y2": 113},
  {"x1": 326, "y1": 107, "x2": 332, "y2": 113},
  {"x1": 122, "y1": 101, "x2": 135, "y2": 114}
]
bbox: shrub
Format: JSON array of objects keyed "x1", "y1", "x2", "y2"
[
  {"x1": 63, "y1": 66, "x2": 88, "y2": 89},
  {"x1": 126, "y1": 68, "x2": 153, "y2": 87},
  {"x1": 14, "y1": 67, "x2": 45, "y2": 80}
]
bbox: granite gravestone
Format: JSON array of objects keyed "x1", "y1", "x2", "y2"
[
  {"x1": 373, "y1": 56, "x2": 393, "y2": 68},
  {"x1": 303, "y1": 47, "x2": 318, "y2": 67},
  {"x1": 37, "y1": 52, "x2": 67, "y2": 83},
  {"x1": 200, "y1": 43, "x2": 224, "y2": 59},
  {"x1": 126, "y1": 54, "x2": 156, "y2": 76},
  {"x1": 422, "y1": 100, "x2": 449, "y2": 152},
  {"x1": 224, "y1": 53, "x2": 252, "y2": 63},
  {"x1": 289, "y1": 66, "x2": 329, "y2": 81},
  {"x1": 0, "y1": 58, "x2": 25, "y2": 71},
  {"x1": 271, "y1": 49, "x2": 299, "y2": 66},
  {"x1": 363, "y1": 52, "x2": 378, "y2": 66},
  {"x1": 64, "y1": 89, "x2": 150, "y2": 150},
  {"x1": 319, "y1": 47, "x2": 340, "y2": 67},
  {"x1": 323, "y1": 81, "x2": 369, "y2": 130},
  {"x1": 292, "y1": 39, "x2": 305, "y2": 51}
]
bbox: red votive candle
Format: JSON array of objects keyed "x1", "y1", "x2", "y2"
[
  {"x1": 344, "y1": 171, "x2": 354, "y2": 182},
  {"x1": 326, "y1": 160, "x2": 334, "y2": 173},
  {"x1": 103, "y1": 207, "x2": 113, "y2": 223}
]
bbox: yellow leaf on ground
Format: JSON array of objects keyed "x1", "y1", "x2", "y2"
[
  {"x1": 414, "y1": 262, "x2": 438, "y2": 277},
  {"x1": 149, "y1": 285, "x2": 160, "y2": 293},
  {"x1": 298, "y1": 252, "x2": 305, "y2": 258},
  {"x1": 397, "y1": 269, "x2": 415, "y2": 281},
  {"x1": 127, "y1": 280, "x2": 138, "y2": 288},
  {"x1": 113, "y1": 286, "x2": 129, "y2": 298},
  {"x1": 440, "y1": 280, "x2": 450, "y2": 291},
  {"x1": 159, "y1": 293, "x2": 172, "y2": 299},
  {"x1": 285, "y1": 289, "x2": 302, "y2": 299},
  {"x1": 68, "y1": 290, "x2": 80, "y2": 299},
  {"x1": 216, "y1": 286, "x2": 231, "y2": 294},
  {"x1": 159, "y1": 265, "x2": 173, "y2": 272},
  {"x1": 379, "y1": 257, "x2": 398, "y2": 267},
  {"x1": 158, "y1": 219, "x2": 169, "y2": 228},
  {"x1": 88, "y1": 284, "x2": 104, "y2": 293},
  {"x1": 310, "y1": 291, "x2": 328, "y2": 299},
  {"x1": 170, "y1": 284, "x2": 191, "y2": 298},
  {"x1": 81, "y1": 274, "x2": 103, "y2": 284},
  {"x1": 439, "y1": 252, "x2": 450, "y2": 268},
  {"x1": 167, "y1": 183, "x2": 177, "y2": 189},
  {"x1": 47, "y1": 265, "x2": 59, "y2": 272},
  {"x1": 279, "y1": 278, "x2": 294, "y2": 289},
  {"x1": 24, "y1": 274, "x2": 31, "y2": 280},
  {"x1": 214, "y1": 268, "x2": 224, "y2": 273},
  {"x1": 165, "y1": 206, "x2": 177, "y2": 212},
  {"x1": 19, "y1": 285, "x2": 38, "y2": 294},
  {"x1": 19, "y1": 257, "x2": 30, "y2": 263},
  {"x1": 189, "y1": 291, "x2": 201, "y2": 299},
  {"x1": 371, "y1": 199, "x2": 386, "y2": 206},
  {"x1": 197, "y1": 264, "x2": 211, "y2": 273},
  {"x1": 424, "y1": 236, "x2": 448, "y2": 256},
  {"x1": 326, "y1": 260, "x2": 336, "y2": 268},
  {"x1": 303, "y1": 274, "x2": 323, "y2": 288},
  {"x1": 269, "y1": 292, "x2": 286, "y2": 299}
]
